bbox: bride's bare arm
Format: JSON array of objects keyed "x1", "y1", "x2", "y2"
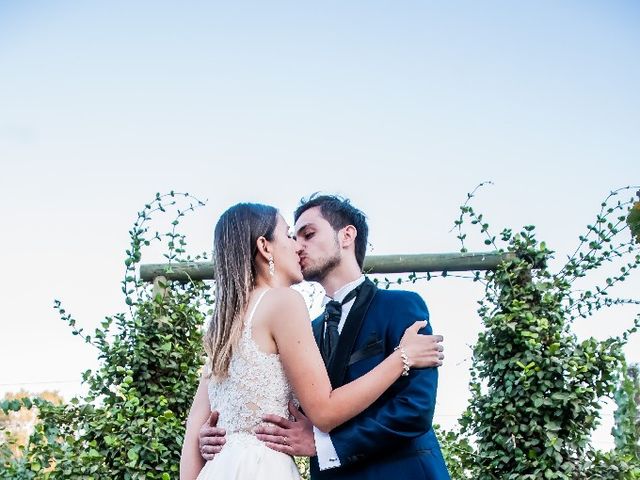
[
  {"x1": 265, "y1": 288, "x2": 429, "y2": 433},
  {"x1": 180, "y1": 374, "x2": 210, "y2": 480}
]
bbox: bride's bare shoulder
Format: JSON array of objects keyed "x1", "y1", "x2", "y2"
[
  {"x1": 263, "y1": 287, "x2": 306, "y2": 306},
  {"x1": 260, "y1": 288, "x2": 308, "y2": 321}
]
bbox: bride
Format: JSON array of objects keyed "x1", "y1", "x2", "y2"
[{"x1": 180, "y1": 203, "x2": 438, "y2": 479}]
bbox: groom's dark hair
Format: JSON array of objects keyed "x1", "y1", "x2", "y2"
[{"x1": 294, "y1": 194, "x2": 369, "y2": 270}]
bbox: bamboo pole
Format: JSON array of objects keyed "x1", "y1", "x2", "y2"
[{"x1": 139, "y1": 251, "x2": 524, "y2": 282}]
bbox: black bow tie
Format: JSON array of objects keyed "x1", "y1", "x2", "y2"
[{"x1": 321, "y1": 285, "x2": 362, "y2": 366}]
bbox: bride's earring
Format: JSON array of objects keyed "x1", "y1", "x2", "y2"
[{"x1": 268, "y1": 256, "x2": 275, "y2": 277}]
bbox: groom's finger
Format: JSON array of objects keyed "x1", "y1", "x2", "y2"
[
  {"x1": 254, "y1": 432, "x2": 285, "y2": 444},
  {"x1": 254, "y1": 423, "x2": 286, "y2": 439},
  {"x1": 261, "y1": 413, "x2": 293, "y2": 429},
  {"x1": 200, "y1": 425, "x2": 226, "y2": 440},
  {"x1": 288, "y1": 401, "x2": 306, "y2": 421},
  {"x1": 208, "y1": 411, "x2": 219, "y2": 427},
  {"x1": 263, "y1": 441, "x2": 293, "y2": 456},
  {"x1": 201, "y1": 444, "x2": 222, "y2": 459}
]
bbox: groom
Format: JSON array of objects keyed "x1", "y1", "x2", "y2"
[{"x1": 200, "y1": 194, "x2": 450, "y2": 479}]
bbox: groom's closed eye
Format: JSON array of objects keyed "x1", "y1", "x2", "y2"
[
  {"x1": 295, "y1": 223, "x2": 315, "y2": 241},
  {"x1": 298, "y1": 228, "x2": 312, "y2": 239}
]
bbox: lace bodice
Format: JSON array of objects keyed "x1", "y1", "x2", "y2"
[{"x1": 207, "y1": 290, "x2": 293, "y2": 434}]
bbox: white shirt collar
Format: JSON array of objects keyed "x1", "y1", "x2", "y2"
[{"x1": 323, "y1": 275, "x2": 366, "y2": 305}]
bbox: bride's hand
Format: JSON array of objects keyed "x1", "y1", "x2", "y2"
[{"x1": 397, "y1": 321, "x2": 444, "y2": 369}]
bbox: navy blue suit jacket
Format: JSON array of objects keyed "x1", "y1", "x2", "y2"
[{"x1": 310, "y1": 278, "x2": 450, "y2": 480}]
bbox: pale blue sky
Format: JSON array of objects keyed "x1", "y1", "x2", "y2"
[{"x1": 1, "y1": 1, "x2": 638, "y2": 449}]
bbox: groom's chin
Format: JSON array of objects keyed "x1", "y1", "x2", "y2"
[
  {"x1": 301, "y1": 269, "x2": 322, "y2": 284},
  {"x1": 288, "y1": 275, "x2": 304, "y2": 287}
]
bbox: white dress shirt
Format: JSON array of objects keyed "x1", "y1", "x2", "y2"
[{"x1": 314, "y1": 275, "x2": 366, "y2": 471}]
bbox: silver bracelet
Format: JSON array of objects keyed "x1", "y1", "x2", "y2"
[{"x1": 394, "y1": 346, "x2": 411, "y2": 376}]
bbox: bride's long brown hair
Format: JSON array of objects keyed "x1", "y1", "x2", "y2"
[{"x1": 205, "y1": 203, "x2": 278, "y2": 378}]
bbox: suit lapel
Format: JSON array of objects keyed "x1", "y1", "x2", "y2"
[{"x1": 328, "y1": 278, "x2": 378, "y2": 387}]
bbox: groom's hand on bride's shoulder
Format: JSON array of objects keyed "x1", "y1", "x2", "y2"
[
  {"x1": 199, "y1": 410, "x2": 226, "y2": 461},
  {"x1": 255, "y1": 400, "x2": 316, "y2": 457}
]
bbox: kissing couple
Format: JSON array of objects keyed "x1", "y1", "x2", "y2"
[{"x1": 180, "y1": 194, "x2": 451, "y2": 479}]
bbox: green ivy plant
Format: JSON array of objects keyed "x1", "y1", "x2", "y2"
[
  {"x1": 451, "y1": 185, "x2": 640, "y2": 479},
  {"x1": 612, "y1": 362, "x2": 640, "y2": 465},
  {"x1": 1, "y1": 192, "x2": 211, "y2": 479}
]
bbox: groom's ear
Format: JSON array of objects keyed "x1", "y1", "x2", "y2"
[{"x1": 339, "y1": 225, "x2": 357, "y2": 249}]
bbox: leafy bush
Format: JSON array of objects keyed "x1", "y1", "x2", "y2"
[
  {"x1": 1, "y1": 193, "x2": 211, "y2": 479},
  {"x1": 611, "y1": 361, "x2": 640, "y2": 472},
  {"x1": 453, "y1": 185, "x2": 640, "y2": 479}
]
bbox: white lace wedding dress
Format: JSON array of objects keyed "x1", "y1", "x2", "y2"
[{"x1": 197, "y1": 290, "x2": 301, "y2": 479}]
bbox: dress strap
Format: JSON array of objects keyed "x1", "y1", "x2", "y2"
[{"x1": 245, "y1": 289, "x2": 270, "y2": 330}]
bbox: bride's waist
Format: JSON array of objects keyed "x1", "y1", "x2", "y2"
[
  {"x1": 224, "y1": 430, "x2": 264, "y2": 448},
  {"x1": 215, "y1": 409, "x2": 290, "y2": 432}
]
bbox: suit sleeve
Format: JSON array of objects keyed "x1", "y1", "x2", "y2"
[{"x1": 329, "y1": 292, "x2": 438, "y2": 467}]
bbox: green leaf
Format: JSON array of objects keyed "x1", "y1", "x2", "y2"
[
  {"x1": 626, "y1": 201, "x2": 640, "y2": 244},
  {"x1": 127, "y1": 447, "x2": 139, "y2": 462}
]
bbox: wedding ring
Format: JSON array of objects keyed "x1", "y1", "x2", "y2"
[{"x1": 282, "y1": 436, "x2": 288, "y2": 445}]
